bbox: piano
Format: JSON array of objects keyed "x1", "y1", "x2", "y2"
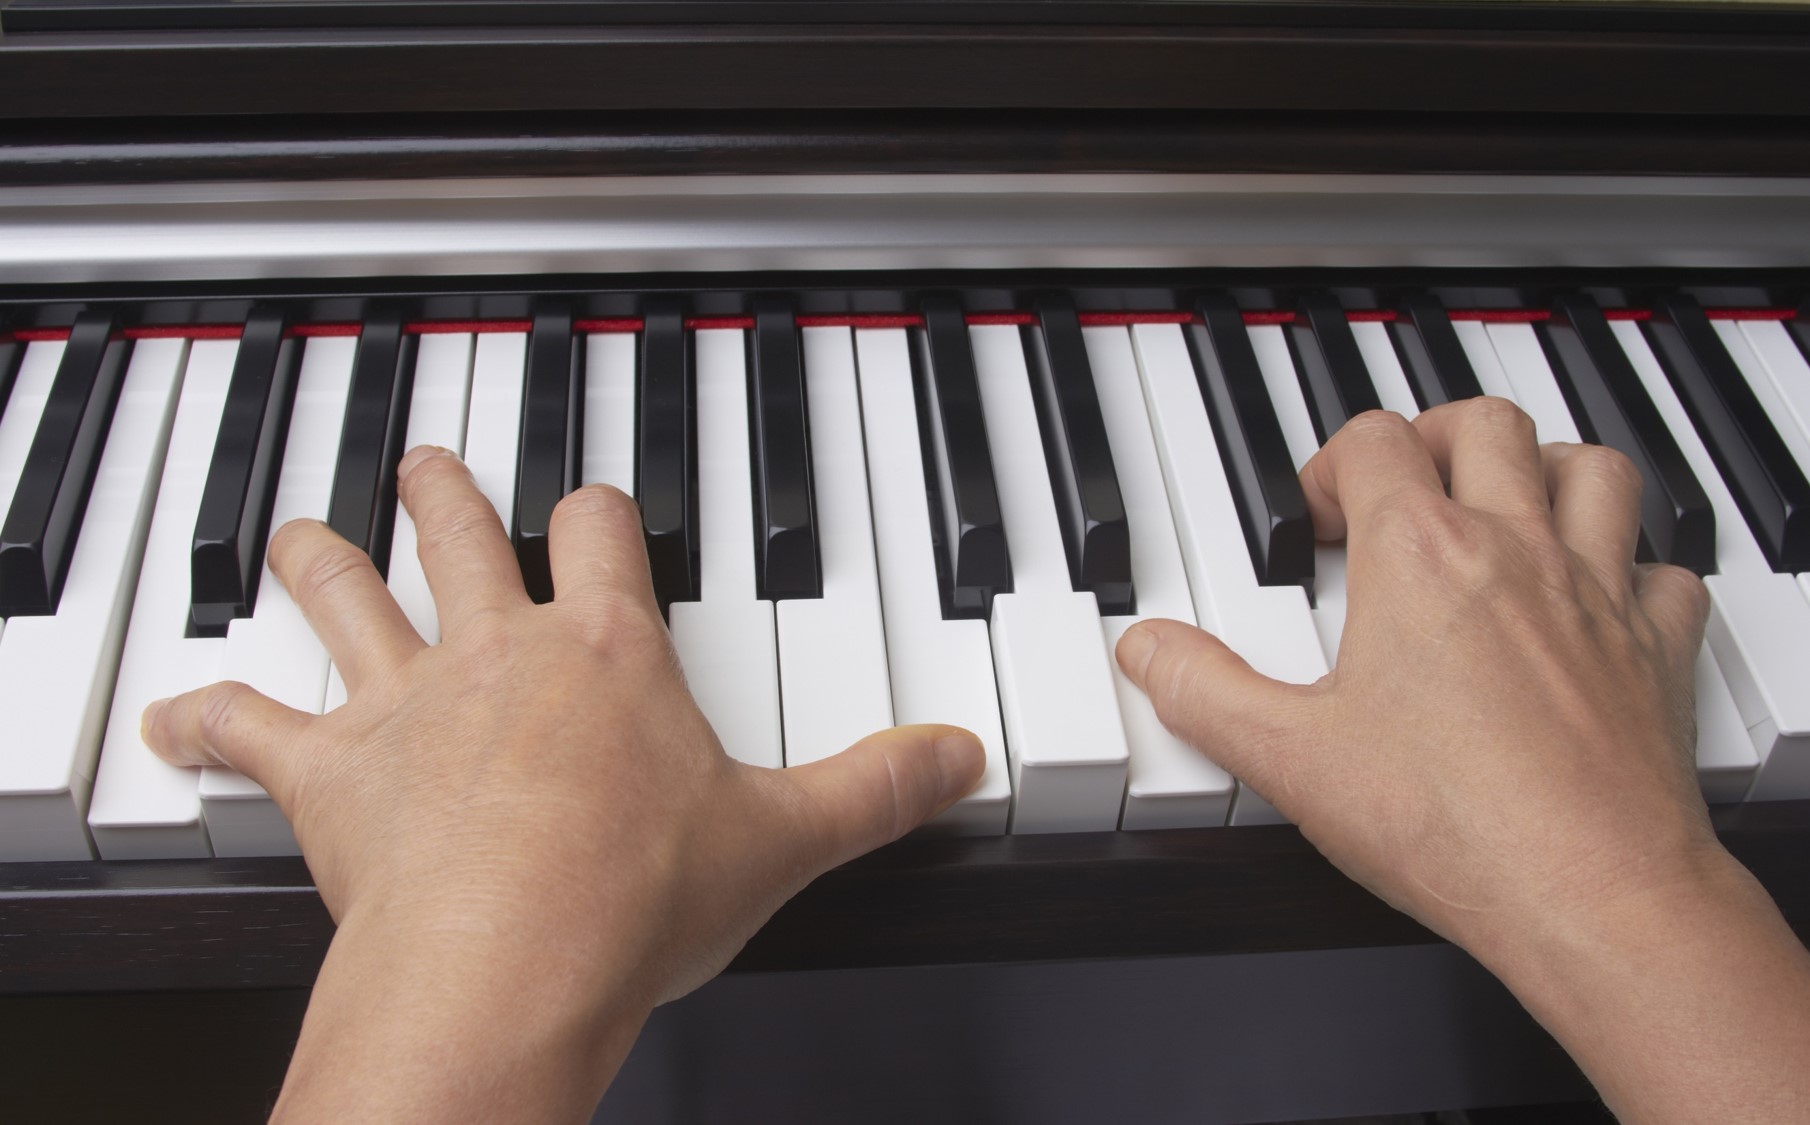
[{"x1": 5, "y1": 2, "x2": 1810, "y2": 1122}]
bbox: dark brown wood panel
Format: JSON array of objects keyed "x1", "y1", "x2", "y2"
[{"x1": 5, "y1": 801, "x2": 1807, "y2": 996}]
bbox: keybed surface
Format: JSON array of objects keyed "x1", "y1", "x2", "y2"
[{"x1": 3, "y1": 281, "x2": 1810, "y2": 860}]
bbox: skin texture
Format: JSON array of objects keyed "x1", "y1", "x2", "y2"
[{"x1": 141, "y1": 399, "x2": 1810, "y2": 1123}]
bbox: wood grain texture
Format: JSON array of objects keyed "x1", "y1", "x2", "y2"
[{"x1": 5, "y1": 801, "x2": 1807, "y2": 996}]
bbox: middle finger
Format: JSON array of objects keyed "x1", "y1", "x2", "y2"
[{"x1": 396, "y1": 445, "x2": 531, "y2": 630}]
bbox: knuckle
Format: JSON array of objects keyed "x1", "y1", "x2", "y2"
[
  {"x1": 1338, "y1": 409, "x2": 1416, "y2": 447},
  {"x1": 286, "y1": 538, "x2": 372, "y2": 608},
  {"x1": 198, "y1": 681, "x2": 256, "y2": 741},
  {"x1": 1574, "y1": 444, "x2": 1644, "y2": 494},
  {"x1": 1462, "y1": 395, "x2": 1535, "y2": 438}
]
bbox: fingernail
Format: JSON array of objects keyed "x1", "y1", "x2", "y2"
[
  {"x1": 933, "y1": 731, "x2": 984, "y2": 802},
  {"x1": 397, "y1": 445, "x2": 451, "y2": 482},
  {"x1": 140, "y1": 697, "x2": 169, "y2": 740},
  {"x1": 1116, "y1": 623, "x2": 1159, "y2": 683}
]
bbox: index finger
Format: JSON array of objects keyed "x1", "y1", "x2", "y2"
[
  {"x1": 396, "y1": 445, "x2": 531, "y2": 630},
  {"x1": 1299, "y1": 410, "x2": 1449, "y2": 544}
]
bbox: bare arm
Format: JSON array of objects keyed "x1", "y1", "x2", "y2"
[
  {"x1": 140, "y1": 445, "x2": 984, "y2": 1123},
  {"x1": 1116, "y1": 399, "x2": 1810, "y2": 1123}
]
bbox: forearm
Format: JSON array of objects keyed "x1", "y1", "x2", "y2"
[
  {"x1": 272, "y1": 908, "x2": 651, "y2": 1124},
  {"x1": 1474, "y1": 849, "x2": 1810, "y2": 1124}
]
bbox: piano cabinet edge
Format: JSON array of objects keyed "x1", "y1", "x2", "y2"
[{"x1": 3, "y1": 800, "x2": 1808, "y2": 997}]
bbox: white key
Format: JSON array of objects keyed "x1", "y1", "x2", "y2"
[
  {"x1": 88, "y1": 340, "x2": 239, "y2": 858},
  {"x1": 1612, "y1": 320, "x2": 1810, "y2": 798},
  {"x1": 1725, "y1": 320, "x2": 1810, "y2": 479},
  {"x1": 774, "y1": 328, "x2": 892, "y2": 766},
  {"x1": 322, "y1": 331, "x2": 478, "y2": 712},
  {"x1": 580, "y1": 331, "x2": 637, "y2": 495},
  {"x1": 970, "y1": 325, "x2": 1128, "y2": 834},
  {"x1": 1351, "y1": 322, "x2": 1423, "y2": 421},
  {"x1": 1474, "y1": 322, "x2": 1758, "y2": 794},
  {"x1": 1482, "y1": 323, "x2": 1582, "y2": 442},
  {"x1": 466, "y1": 332, "x2": 528, "y2": 531},
  {"x1": 1130, "y1": 324, "x2": 1328, "y2": 826},
  {"x1": 669, "y1": 330, "x2": 783, "y2": 769},
  {"x1": 1451, "y1": 320, "x2": 1520, "y2": 402},
  {"x1": 201, "y1": 338, "x2": 356, "y2": 856},
  {"x1": 1249, "y1": 324, "x2": 1353, "y2": 666},
  {"x1": 856, "y1": 328, "x2": 1011, "y2": 834},
  {"x1": 0, "y1": 340, "x2": 185, "y2": 860},
  {"x1": 0, "y1": 340, "x2": 64, "y2": 645},
  {"x1": 1086, "y1": 326, "x2": 1231, "y2": 829}
]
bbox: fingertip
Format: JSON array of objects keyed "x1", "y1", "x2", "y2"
[
  {"x1": 930, "y1": 726, "x2": 985, "y2": 807},
  {"x1": 1116, "y1": 621, "x2": 1160, "y2": 684},
  {"x1": 397, "y1": 444, "x2": 454, "y2": 483}
]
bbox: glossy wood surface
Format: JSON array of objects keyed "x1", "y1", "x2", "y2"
[{"x1": 5, "y1": 799, "x2": 1807, "y2": 996}]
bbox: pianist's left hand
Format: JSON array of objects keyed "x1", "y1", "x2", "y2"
[{"x1": 138, "y1": 443, "x2": 987, "y2": 1124}]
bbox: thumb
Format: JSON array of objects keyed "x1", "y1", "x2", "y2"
[
  {"x1": 141, "y1": 681, "x2": 315, "y2": 807},
  {"x1": 779, "y1": 724, "x2": 985, "y2": 867},
  {"x1": 1116, "y1": 618, "x2": 1308, "y2": 795}
]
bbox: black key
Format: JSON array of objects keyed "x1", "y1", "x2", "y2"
[
  {"x1": 325, "y1": 308, "x2": 416, "y2": 579},
  {"x1": 747, "y1": 294, "x2": 821, "y2": 602},
  {"x1": 0, "y1": 331, "x2": 24, "y2": 425},
  {"x1": 1023, "y1": 292, "x2": 1132, "y2": 614},
  {"x1": 0, "y1": 312, "x2": 131, "y2": 618},
  {"x1": 1184, "y1": 293, "x2": 1314, "y2": 590},
  {"x1": 190, "y1": 306, "x2": 303, "y2": 637},
  {"x1": 1286, "y1": 291, "x2": 1381, "y2": 442},
  {"x1": 514, "y1": 303, "x2": 579, "y2": 605},
  {"x1": 913, "y1": 293, "x2": 1011, "y2": 619},
  {"x1": 637, "y1": 298, "x2": 698, "y2": 614},
  {"x1": 1390, "y1": 293, "x2": 1484, "y2": 409},
  {"x1": 1538, "y1": 295, "x2": 1716, "y2": 575},
  {"x1": 1645, "y1": 294, "x2": 1810, "y2": 572}
]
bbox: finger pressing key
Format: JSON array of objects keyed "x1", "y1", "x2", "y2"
[
  {"x1": 1413, "y1": 397, "x2": 1549, "y2": 524},
  {"x1": 268, "y1": 518, "x2": 424, "y2": 692},
  {"x1": 1544, "y1": 442, "x2": 1643, "y2": 592},
  {"x1": 396, "y1": 445, "x2": 531, "y2": 630},
  {"x1": 547, "y1": 484, "x2": 660, "y2": 616},
  {"x1": 142, "y1": 682, "x2": 314, "y2": 809}
]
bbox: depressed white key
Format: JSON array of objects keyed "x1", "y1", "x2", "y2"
[
  {"x1": 1451, "y1": 320, "x2": 1520, "y2": 402},
  {"x1": 1483, "y1": 323, "x2": 1582, "y2": 443},
  {"x1": 1351, "y1": 322, "x2": 1423, "y2": 421},
  {"x1": 856, "y1": 328, "x2": 1011, "y2": 834},
  {"x1": 463, "y1": 332, "x2": 528, "y2": 541},
  {"x1": 774, "y1": 327, "x2": 892, "y2": 767},
  {"x1": 0, "y1": 340, "x2": 64, "y2": 646},
  {"x1": 1611, "y1": 320, "x2": 1810, "y2": 799},
  {"x1": 1085, "y1": 326, "x2": 1231, "y2": 830},
  {"x1": 0, "y1": 340, "x2": 185, "y2": 860},
  {"x1": 323, "y1": 331, "x2": 478, "y2": 713},
  {"x1": 669, "y1": 329, "x2": 782, "y2": 769},
  {"x1": 88, "y1": 340, "x2": 239, "y2": 858},
  {"x1": 1250, "y1": 324, "x2": 1353, "y2": 666},
  {"x1": 1726, "y1": 320, "x2": 1810, "y2": 479},
  {"x1": 580, "y1": 330, "x2": 637, "y2": 496},
  {"x1": 201, "y1": 337, "x2": 356, "y2": 856},
  {"x1": 969, "y1": 324, "x2": 1127, "y2": 834},
  {"x1": 1131, "y1": 324, "x2": 1327, "y2": 826}
]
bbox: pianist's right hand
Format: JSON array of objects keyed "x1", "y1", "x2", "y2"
[
  {"x1": 1117, "y1": 399, "x2": 1810, "y2": 1125},
  {"x1": 137, "y1": 443, "x2": 987, "y2": 1125}
]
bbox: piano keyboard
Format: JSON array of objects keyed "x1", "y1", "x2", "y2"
[{"x1": 2, "y1": 285, "x2": 1809, "y2": 862}]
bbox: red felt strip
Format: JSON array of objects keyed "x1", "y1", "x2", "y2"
[
  {"x1": 1075, "y1": 311, "x2": 1195, "y2": 327},
  {"x1": 1344, "y1": 309, "x2": 1397, "y2": 323},
  {"x1": 1446, "y1": 309, "x2": 1551, "y2": 323},
  {"x1": 964, "y1": 312, "x2": 1038, "y2": 327},
  {"x1": 795, "y1": 314, "x2": 925, "y2": 329},
  {"x1": 287, "y1": 322, "x2": 361, "y2": 338},
  {"x1": 1601, "y1": 308, "x2": 1653, "y2": 322},
  {"x1": 1241, "y1": 310, "x2": 1296, "y2": 326},
  {"x1": 685, "y1": 316, "x2": 756, "y2": 331},
  {"x1": 574, "y1": 317, "x2": 644, "y2": 333},
  {"x1": 404, "y1": 319, "x2": 534, "y2": 335},
  {"x1": 1704, "y1": 308, "x2": 1796, "y2": 321},
  {"x1": 14, "y1": 327, "x2": 72, "y2": 342}
]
